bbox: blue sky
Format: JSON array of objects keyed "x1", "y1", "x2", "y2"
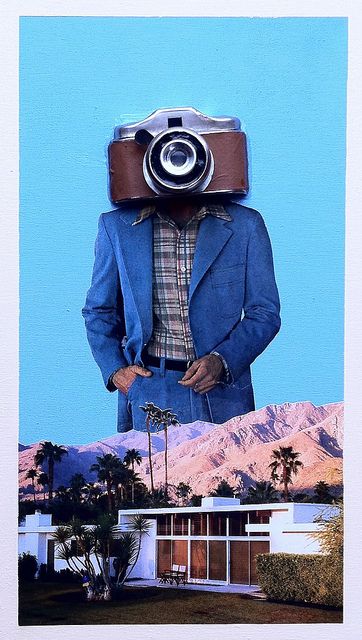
[{"x1": 20, "y1": 17, "x2": 347, "y2": 444}]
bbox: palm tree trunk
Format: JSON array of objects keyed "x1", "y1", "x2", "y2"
[
  {"x1": 107, "y1": 480, "x2": 113, "y2": 512},
  {"x1": 283, "y1": 465, "x2": 288, "y2": 501},
  {"x1": 146, "y1": 416, "x2": 154, "y2": 493},
  {"x1": 48, "y1": 460, "x2": 54, "y2": 500}
]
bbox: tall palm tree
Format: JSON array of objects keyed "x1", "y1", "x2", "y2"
[
  {"x1": 37, "y1": 472, "x2": 49, "y2": 500},
  {"x1": 157, "y1": 408, "x2": 179, "y2": 495},
  {"x1": 90, "y1": 453, "x2": 124, "y2": 512},
  {"x1": 34, "y1": 441, "x2": 68, "y2": 500},
  {"x1": 140, "y1": 402, "x2": 159, "y2": 493},
  {"x1": 268, "y1": 445, "x2": 303, "y2": 501},
  {"x1": 25, "y1": 468, "x2": 38, "y2": 502},
  {"x1": 123, "y1": 449, "x2": 142, "y2": 504}
]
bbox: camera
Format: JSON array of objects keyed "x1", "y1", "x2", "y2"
[{"x1": 108, "y1": 107, "x2": 248, "y2": 203}]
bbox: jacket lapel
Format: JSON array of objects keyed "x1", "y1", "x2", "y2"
[
  {"x1": 189, "y1": 215, "x2": 233, "y2": 302},
  {"x1": 117, "y1": 210, "x2": 153, "y2": 340}
]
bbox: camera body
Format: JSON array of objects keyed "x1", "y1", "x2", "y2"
[{"x1": 108, "y1": 107, "x2": 248, "y2": 203}]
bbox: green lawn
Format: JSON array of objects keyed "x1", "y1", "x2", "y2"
[{"x1": 19, "y1": 582, "x2": 343, "y2": 625}]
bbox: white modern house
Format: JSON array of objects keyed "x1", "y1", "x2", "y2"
[{"x1": 18, "y1": 497, "x2": 334, "y2": 588}]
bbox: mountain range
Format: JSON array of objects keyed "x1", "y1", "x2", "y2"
[{"x1": 19, "y1": 400, "x2": 343, "y2": 497}]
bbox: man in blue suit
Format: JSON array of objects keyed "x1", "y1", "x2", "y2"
[{"x1": 82, "y1": 196, "x2": 280, "y2": 432}]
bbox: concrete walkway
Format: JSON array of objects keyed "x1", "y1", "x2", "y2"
[{"x1": 125, "y1": 578, "x2": 264, "y2": 596}]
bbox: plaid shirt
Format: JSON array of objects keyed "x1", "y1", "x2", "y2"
[{"x1": 132, "y1": 203, "x2": 232, "y2": 360}]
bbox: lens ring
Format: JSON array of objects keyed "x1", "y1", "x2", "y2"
[
  {"x1": 160, "y1": 139, "x2": 197, "y2": 176},
  {"x1": 143, "y1": 128, "x2": 214, "y2": 194}
]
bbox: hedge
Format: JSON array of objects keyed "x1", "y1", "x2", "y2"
[{"x1": 256, "y1": 552, "x2": 343, "y2": 608}]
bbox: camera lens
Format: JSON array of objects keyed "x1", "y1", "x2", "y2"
[
  {"x1": 143, "y1": 128, "x2": 214, "y2": 194},
  {"x1": 160, "y1": 140, "x2": 197, "y2": 176}
]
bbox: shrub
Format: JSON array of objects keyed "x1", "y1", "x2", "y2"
[
  {"x1": 256, "y1": 552, "x2": 343, "y2": 608},
  {"x1": 18, "y1": 552, "x2": 38, "y2": 582}
]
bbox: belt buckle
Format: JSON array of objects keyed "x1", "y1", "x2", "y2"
[{"x1": 186, "y1": 360, "x2": 193, "y2": 370}]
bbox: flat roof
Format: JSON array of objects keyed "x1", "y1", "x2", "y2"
[{"x1": 117, "y1": 502, "x2": 326, "y2": 516}]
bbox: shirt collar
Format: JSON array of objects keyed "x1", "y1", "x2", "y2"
[{"x1": 132, "y1": 202, "x2": 232, "y2": 226}]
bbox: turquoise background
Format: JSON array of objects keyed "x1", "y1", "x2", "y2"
[{"x1": 20, "y1": 17, "x2": 347, "y2": 445}]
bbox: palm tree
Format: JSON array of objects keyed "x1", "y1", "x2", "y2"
[
  {"x1": 90, "y1": 453, "x2": 124, "y2": 512},
  {"x1": 123, "y1": 449, "x2": 142, "y2": 504},
  {"x1": 242, "y1": 480, "x2": 280, "y2": 504},
  {"x1": 37, "y1": 472, "x2": 49, "y2": 500},
  {"x1": 55, "y1": 485, "x2": 72, "y2": 502},
  {"x1": 175, "y1": 481, "x2": 192, "y2": 506},
  {"x1": 123, "y1": 449, "x2": 142, "y2": 473},
  {"x1": 312, "y1": 480, "x2": 334, "y2": 504},
  {"x1": 156, "y1": 408, "x2": 179, "y2": 495},
  {"x1": 139, "y1": 402, "x2": 159, "y2": 493},
  {"x1": 69, "y1": 473, "x2": 87, "y2": 503},
  {"x1": 268, "y1": 445, "x2": 303, "y2": 501},
  {"x1": 210, "y1": 479, "x2": 236, "y2": 497},
  {"x1": 25, "y1": 468, "x2": 38, "y2": 502},
  {"x1": 34, "y1": 441, "x2": 68, "y2": 500},
  {"x1": 122, "y1": 515, "x2": 152, "y2": 583}
]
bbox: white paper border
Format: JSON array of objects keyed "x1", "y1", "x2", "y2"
[{"x1": 1, "y1": 1, "x2": 361, "y2": 638}]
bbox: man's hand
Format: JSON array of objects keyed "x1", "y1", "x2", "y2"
[
  {"x1": 178, "y1": 354, "x2": 224, "y2": 394},
  {"x1": 112, "y1": 365, "x2": 152, "y2": 395}
]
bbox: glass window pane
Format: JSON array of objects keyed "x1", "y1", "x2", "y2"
[
  {"x1": 172, "y1": 540, "x2": 188, "y2": 568},
  {"x1": 229, "y1": 511, "x2": 248, "y2": 536},
  {"x1": 190, "y1": 513, "x2": 207, "y2": 536},
  {"x1": 230, "y1": 541, "x2": 249, "y2": 584},
  {"x1": 209, "y1": 512, "x2": 227, "y2": 536},
  {"x1": 190, "y1": 540, "x2": 207, "y2": 579},
  {"x1": 209, "y1": 541, "x2": 226, "y2": 581},
  {"x1": 173, "y1": 513, "x2": 189, "y2": 536},
  {"x1": 157, "y1": 514, "x2": 172, "y2": 535},
  {"x1": 157, "y1": 540, "x2": 171, "y2": 576}
]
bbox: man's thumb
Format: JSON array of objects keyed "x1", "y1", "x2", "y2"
[{"x1": 135, "y1": 365, "x2": 152, "y2": 377}]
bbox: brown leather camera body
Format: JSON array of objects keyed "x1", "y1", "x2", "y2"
[{"x1": 108, "y1": 108, "x2": 249, "y2": 204}]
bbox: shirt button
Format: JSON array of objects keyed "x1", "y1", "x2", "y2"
[{"x1": 180, "y1": 266, "x2": 186, "y2": 273}]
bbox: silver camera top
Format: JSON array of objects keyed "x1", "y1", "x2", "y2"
[{"x1": 114, "y1": 107, "x2": 241, "y2": 140}]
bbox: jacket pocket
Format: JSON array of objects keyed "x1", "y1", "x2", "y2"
[{"x1": 210, "y1": 263, "x2": 245, "y2": 318}]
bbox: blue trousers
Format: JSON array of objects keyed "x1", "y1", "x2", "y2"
[{"x1": 125, "y1": 359, "x2": 212, "y2": 431}]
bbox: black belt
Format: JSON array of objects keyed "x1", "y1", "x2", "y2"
[{"x1": 142, "y1": 353, "x2": 191, "y2": 372}]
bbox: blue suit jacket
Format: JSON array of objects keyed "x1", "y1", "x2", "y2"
[{"x1": 82, "y1": 202, "x2": 281, "y2": 431}]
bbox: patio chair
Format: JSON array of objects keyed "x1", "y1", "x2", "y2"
[
  {"x1": 159, "y1": 564, "x2": 179, "y2": 584},
  {"x1": 175, "y1": 565, "x2": 187, "y2": 586}
]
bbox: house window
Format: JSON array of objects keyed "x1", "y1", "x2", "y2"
[
  {"x1": 173, "y1": 513, "x2": 189, "y2": 536},
  {"x1": 229, "y1": 511, "x2": 248, "y2": 536},
  {"x1": 230, "y1": 541, "x2": 249, "y2": 584},
  {"x1": 190, "y1": 513, "x2": 207, "y2": 536},
  {"x1": 190, "y1": 540, "x2": 207, "y2": 579},
  {"x1": 172, "y1": 540, "x2": 188, "y2": 567},
  {"x1": 208, "y1": 512, "x2": 227, "y2": 536},
  {"x1": 209, "y1": 541, "x2": 226, "y2": 581},
  {"x1": 157, "y1": 514, "x2": 172, "y2": 535},
  {"x1": 157, "y1": 540, "x2": 171, "y2": 577}
]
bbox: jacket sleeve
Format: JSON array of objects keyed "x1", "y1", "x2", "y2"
[
  {"x1": 82, "y1": 214, "x2": 128, "y2": 390},
  {"x1": 213, "y1": 211, "x2": 281, "y2": 383}
]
